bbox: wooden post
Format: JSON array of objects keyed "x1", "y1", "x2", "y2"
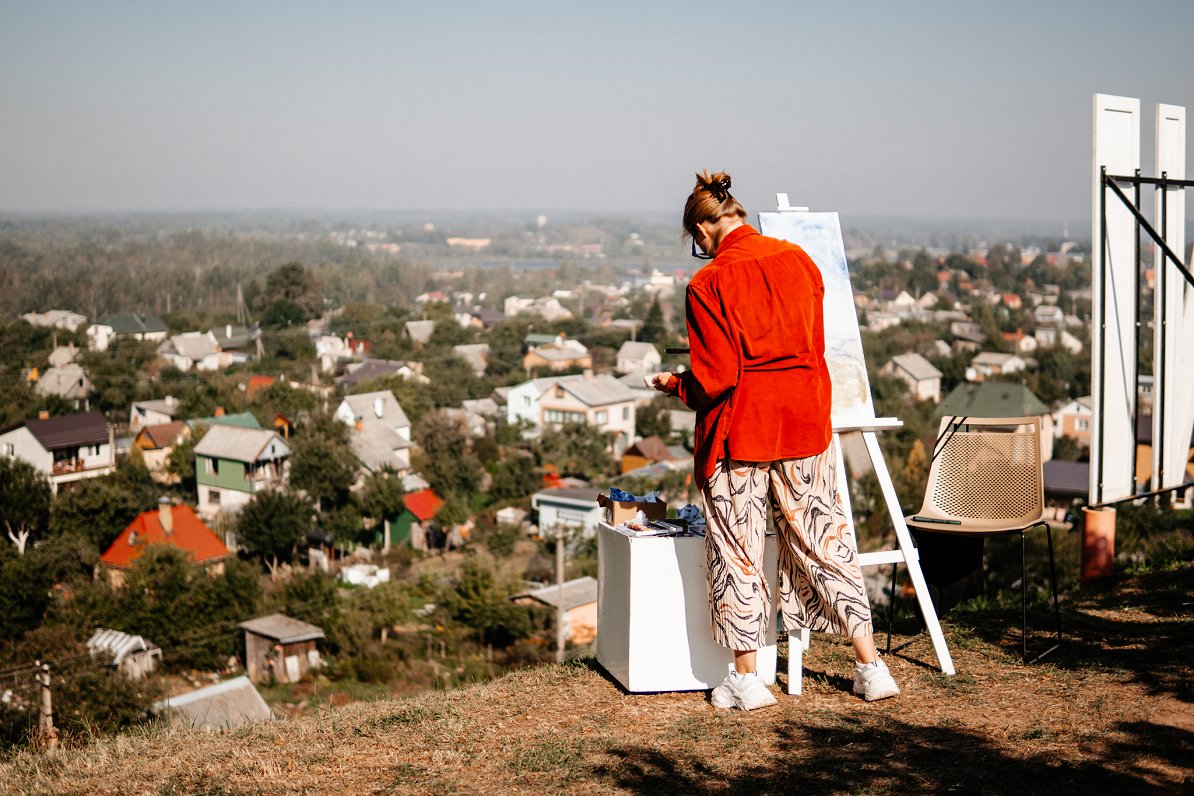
[
  {"x1": 555, "y1": 527, "x2": 566, "y2": 663},
  {"x1": 35, "y1": 661, "x2": 57, "y2": 753}
]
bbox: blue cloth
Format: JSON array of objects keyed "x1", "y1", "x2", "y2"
[{"x1": 607, "y1": 488, "x2": 661, "y2": 503}]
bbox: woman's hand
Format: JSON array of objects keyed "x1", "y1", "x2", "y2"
[{"x1": 646, "y1": 371, "x2": 676, "y2": 393}]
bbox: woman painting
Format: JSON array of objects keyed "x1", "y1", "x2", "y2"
[{"x1": 650, "y1": 171, "x2": 899, "y2": 711}]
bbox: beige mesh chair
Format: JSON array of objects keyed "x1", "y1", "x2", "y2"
[{"x1": 904, "y1": 416, "x2": 1061, "y2": 662}]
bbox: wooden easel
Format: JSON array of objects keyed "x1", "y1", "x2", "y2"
[
  {"x1": 785, "y1": 419, "x2": 956, "y2": 694},
  {"x1": 761, "y1": 196, "x2": 954, "y2": 692}
]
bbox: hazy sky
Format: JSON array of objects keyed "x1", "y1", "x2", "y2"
[{"x1": 2, "y1": 1, "x2": 1192, "y2": 221}]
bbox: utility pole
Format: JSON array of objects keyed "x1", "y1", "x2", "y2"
[
  {"x1": 555, "y1": 526, "x2": 566, "y2": 664},
  {"x1": 35, "y1": 661, "x2": 57, "y2": 752}
]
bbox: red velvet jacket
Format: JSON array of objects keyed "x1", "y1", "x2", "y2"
[{"x1": 668, "y1": 224, "x2": 832, "y2": 488}]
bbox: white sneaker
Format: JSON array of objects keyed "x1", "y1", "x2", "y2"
[
  {"x1": 710, "y1": 671, "x2": 777, "y2": 711},
  {"x1": 853, "y1": 659, "x2": 900, "y2": 701}
]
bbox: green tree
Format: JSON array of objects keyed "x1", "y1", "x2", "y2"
[
  {"x1": 237, "y1": 490, "x2": 313, "y2": 572},
  {"x1": 414, "y1": 411, "x2": 482, "y2": 499},
  {"x1": 361, "y1": 469, "x2": 406, "y2": 524},
  {"x1": 534, "y1": 421, "x2": 614, "y2": 481},
  {"x1": 3, "y1": 626, "x2": 161, "y2": 746},
  {"x1": 263, "y1": 262, "x2": 321, "y2": 320},
  {"x1": 50, "y1": 471, "x2": 154, "y2": 553},
  {"x1": 287, "y1": 413, "x2": 357, "y2": 510},
  {"x1": 0, "y1": 458, "x2": 51, "y2": 555},
  {"x1": 444, "y1": 558, "x2": 532, "y2": 648},
  {"x1": 0, "y1": 534, "x2": 97, "y2": 643},
  {"x1": 640, "y1": 297, "x2": 666, "y2": 343},
  {"x1": 635, "y1": 395, "x2": 673, "y2": 441},
  {"x1": 166, "y1": 423, "x2": 206, "y2": 496},
  {"x1": 487, "y1": 454, "x2": 539, "y2": 502}
]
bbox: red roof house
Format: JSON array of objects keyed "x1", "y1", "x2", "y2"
[
  {"x1": 386, "y1": 489, "x2": 444, "y2": 552},
  {"x1": 403, "y1": 489, "x2": 444, "y2": 522},
  {"x1": 245, "y1": 374, "x2": 277, "y2": 402},
  {"x1": 99, "y1": 501, "x2": 229, "y2": 586}
]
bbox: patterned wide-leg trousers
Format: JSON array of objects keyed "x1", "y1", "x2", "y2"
[{"x1": 701, "y1": 442, "x2": 874, "y2": 650}]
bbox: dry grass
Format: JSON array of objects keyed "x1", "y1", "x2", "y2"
[{"x1": 2, "y1": 567, "x2": 1191, "y2": 796}]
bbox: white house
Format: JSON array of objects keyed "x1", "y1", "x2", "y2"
[
  {"x1": 453, "y1": 343, "x2": 490, "y2": 376},
  {"x1": 615, "y1": 341, "x2": 662, "y2": 375},
  {"x1": 334, "y1": 391, "x2": 412, "y2": 476},
  {"x1": 507, "y1": 373, "x2": 637, "y2": 447},
  {"x1": 20, "y1": 310, "x2": 87, "y2": 332},
  {"x1": 47, "y1": 344, "x2": 81, "y2": 368},
  {"x1": 86, "y1": 313, "x2": 168, "y2": 352},
  {"x1": 1034, "y1": 327, "x2": 1083, "y2": 354},
  {"x1": 969, "y1": 352, "x2": 1027, "y2": 382},
  {"x1": 130, "y1": 396, "x2": 182, "y2": 433},
  {"x1": 531, "y1": 487, "x2": 603, "y2": 539},
  {"x1": 1033, "y1": 305, "x2": 1066, "y2": 327},
  {"x1": 314, "y1": 334, "x2": 351, "y2": 374},
  {"x1": 0, "y1": 411, "x2": 115, "y2": 494},
  {"x1": 403, "y1": 320, "x2": 436, "y2": 345},
  {"x1": 194, "y1": 426, "x2": 291, "y2": 517},
  {"x1": 158, "y1": 331, "x2": 225, "y2": 372},
  {"x1": 34, "y1": 365, "x2": 92, "y2": 407},
  {"x1": 1053, "y1": 396, "x2": 1092, "y2": 446},
  {"x1": 883, "y1": 353, "x2": 943, "y2": 403}
]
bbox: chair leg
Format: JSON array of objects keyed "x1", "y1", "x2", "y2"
[
  {"x1": 886, "y1": 562, "x2": 897, "y2": 654},
  {"x1": 1047, "y1": 524, "x2": 1061, "y2": 643},
  {"x1": 1024, "y1": 522, "x2": 1062, "y2": 664},
  {"x1": 1020, "y1": 531, "x2": 1028, "y2": 662}
]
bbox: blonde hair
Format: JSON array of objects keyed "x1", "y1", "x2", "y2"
[{"x1": 682, "y1": 170, "x2": 747, "y2": 239}]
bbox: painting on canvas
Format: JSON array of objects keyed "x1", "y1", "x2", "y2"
[{"x1": 757, "y1": 211, "x2": 875, "y2": 426}]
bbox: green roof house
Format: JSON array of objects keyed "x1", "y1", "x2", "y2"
[
  {"x1": 86, "y1": 313, "x2": 168, "y2": 352},
  {"x1": 935, "y1": 381, "x2": 1054, "y2": 461},
  {"x1": 935, "y1": 382, "x2": 1049, "y2": 420},
  {"x1": 193, "y1": 425, "x2": 290, "y2": 518}
]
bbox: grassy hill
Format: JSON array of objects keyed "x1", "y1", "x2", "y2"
[{"x1": 3, "y1": 566, "x2": 1191, "y2": 795}]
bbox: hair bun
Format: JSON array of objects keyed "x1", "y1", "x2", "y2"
[{"x1": 697, "y1": 170, "x2": 733, "y2": 203}]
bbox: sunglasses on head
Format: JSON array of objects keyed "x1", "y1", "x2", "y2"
[{"x1": 691, "y1": 239, "x2": 713, "y2": 260}]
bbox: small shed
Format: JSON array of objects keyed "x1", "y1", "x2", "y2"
[
  {"x1": 86, "y1": 628, "x2": 162, "y2": 680},
  {"x1": 239, "y1": 614, "x2": 325, "y2": 684}
]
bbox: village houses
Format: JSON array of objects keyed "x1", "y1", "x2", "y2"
[
  {"x1": 969, "y1": 351, "x2": 1027, "y2": 382},
  {"x1": 615, "y1": 341, "x2": 661, "y2": 375},
  {"x1": 0, "y1": 410, "x2": 116, "y2": 494},
  {"x1": 20, "y1": 309, "x2": 88, "y2": 332},
  {"x1": 193, "y1": 425, "x2": 291, "y2": 518},
  {"x1": 522, "y1": 334, "x2": 592, "y2": 373},
  {"x1": 98, "y1": 499, "x2": 230, "y2": 587},
  {"x1": 333, "y1": 390, "x2": 413, "y2": 478},
  {"x1": 506, "y1": 372, "x2": 637, "y2": 450},
  {"x1": 87, "y1": 312, "x2": 168, "y2": 351},
  {"x1": 882, "y1": 353, "x2": 943, "y2": 403}
]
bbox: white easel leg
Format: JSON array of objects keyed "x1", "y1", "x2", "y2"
[
  {"x1": 786, "y1": 628, "x2": 810, "y2": 695},
  {"x1": 862, "y1": 431, "x2": 956, "y2": 675}
]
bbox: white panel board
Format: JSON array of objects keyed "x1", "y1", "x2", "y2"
[
  {"x1": 1091, "y1": 94, "x2": 1140, "y2": 503},
  {"x1": 1153, "y1": 104, "x2": 1192, "y2": 495}
]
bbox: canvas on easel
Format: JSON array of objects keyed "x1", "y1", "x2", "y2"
[
  {"x1": 758, "y1": 198, "x2": 956, "y2": 690},
  {"x1": 758, "y1": 208, "x2": 876, "y2": 426}
]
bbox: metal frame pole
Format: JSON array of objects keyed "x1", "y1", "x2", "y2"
[
  {"x1": 1157, "y1": 173, "x2": 1169, "y2": 495},
  {"x1": 1131, "y1": 170, "x2": 1142, "y2": 495},
  {"x1": 1096, "y1": 169, "x2": 1108, "y2": 504},
  {"x1": 1131, "y1": 169, "x2": 1141, "y2": 491}
]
